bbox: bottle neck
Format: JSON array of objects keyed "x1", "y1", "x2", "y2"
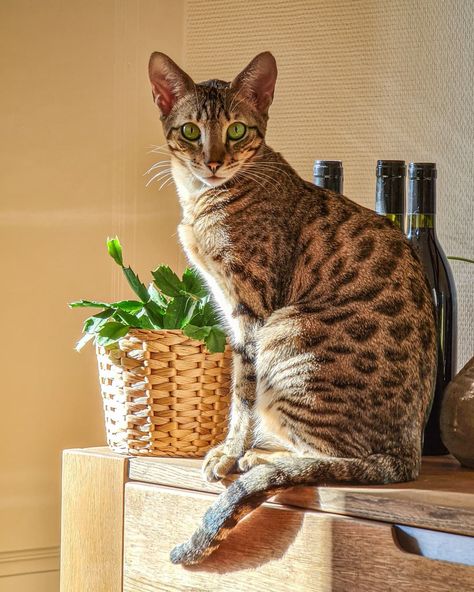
[
  {"x1": 407, "y1": 177, "x2": 437, "y2": 238},
  {"x1": 313, "y1": 160, "x2": 343, "y2": 193},
  {"x1": 375, "y1": 175, "x2": 405, "y2": 231},
  {"x1": 313, "y1": 176, "x2": 343, "y2": 193},
  {"x1": 375, "y1": 176, "x2": 405, "y2": 214}
]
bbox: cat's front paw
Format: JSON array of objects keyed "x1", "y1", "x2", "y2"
[
  {"x1": 238, "y1": 449, "x2": 268, "y2": 472},
  {"x1": 238, "y1": 448, "x2": 294, "y2": 472},
  {"x1": 202, "y1": 444, "x2": 240, "y2": 482}
]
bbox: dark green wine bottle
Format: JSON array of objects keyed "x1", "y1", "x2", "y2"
[
  {"x1": 313, "y1": 160, "x2": 343, "y2": 193},
  {"x1": 375, "y1": 160, "x2": 406, "y2": 232},
  {"x1": 406, "y1": 162, "x2": 457, "y2": 455}
]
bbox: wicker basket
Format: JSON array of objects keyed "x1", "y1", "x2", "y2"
[{"x1": 96, "y1": 328, "x2": 232, "y2": 457}]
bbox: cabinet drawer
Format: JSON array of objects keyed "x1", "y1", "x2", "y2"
[{"x1": 123, "y1": 482, "x2": 474, "y2": 592}]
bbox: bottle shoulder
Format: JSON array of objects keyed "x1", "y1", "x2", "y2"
[{"x1": 408, "y1": 232, "x2": 457, "y2": 300}]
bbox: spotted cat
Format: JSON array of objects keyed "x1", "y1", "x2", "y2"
[{"x1": 148, "y1": 51, "x2": 436, "y2": 565}]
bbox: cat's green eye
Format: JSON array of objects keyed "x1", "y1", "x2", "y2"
[
  {"x1": 227, "y1": 122, "x2": 247, "y2": 141},
  {"x1": 181, "y1": 122, "x2": 201, "y2": 141}
]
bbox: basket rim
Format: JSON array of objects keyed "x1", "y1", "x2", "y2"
[
  {"x1": 126, "y1": 328, "x2": 188, "y2": 337},
  {"x1": 95, "y1": 327, "x2": 231, "y2": 352},
  {"x1": 122, "y1": 328, "x2": 231, "y2": 339}
]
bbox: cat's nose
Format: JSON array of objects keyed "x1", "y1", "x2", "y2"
[{"x1": 206, "y1": 161, "x2": 223, "y2": 174}]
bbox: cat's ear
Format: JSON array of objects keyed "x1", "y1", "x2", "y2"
[
  {"x1": 231, "y1": 52, "x2": 277, "y2": 113},
  {"x1": 148, "y1": 52, "x2": 195, "y2": 117}
]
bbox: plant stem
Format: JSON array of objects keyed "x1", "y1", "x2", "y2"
[{"x1": 448, "y1": 256, "x2": 474, "y2": 264}]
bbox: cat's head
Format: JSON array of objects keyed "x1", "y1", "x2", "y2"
[{"x1": 148, "y1": 52, "x2": 277, "y2": 191}]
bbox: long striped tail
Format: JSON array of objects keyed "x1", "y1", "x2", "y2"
[{"x1": 169, "y1": 453, "x2": 416, "y2": 565}]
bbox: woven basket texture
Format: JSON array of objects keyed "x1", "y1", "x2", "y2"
[{"x1": 96, "y1": 329, "x2": 232, "y2": 457}]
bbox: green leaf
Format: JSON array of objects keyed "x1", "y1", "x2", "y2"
[
  {"x1": 144, "y1": 301, "x2": 165, "y2": 328},
  {"x1": 148, "y1": 282, "x2": 168, "y2": 307},
  {"x1": 83, "y1": 309, "x2": 115, "y2": 334},
  {"x1": 182, "y1": 268, "x2": 207, "y2": 298},
  {"x1": 96, "y1": 321, "x2": 130, "y2": 346},
  {"x1": 183, "y1": 324, "x2": 211, "y2": 341},
  {"x1": 136, "y1": 311, "x2": 155, "y2": 329},
  {"x1": 123, "y1": 266, "x2": 150, "y2": 303},
  {"x1": 113, "y1": 309, "x2": 142, "y2": 327},
  {"x1": 69, "y1": 299, "x2": 112, "y2": 309},
  {"x1": 183, "y1": 324, "x2": 227, "y2": 352},
  {"x1": 163, "y1": 296, "x2": 196, "y2": 329},
  {"x1": 201, "y1": 301, "x2": 220, "y2": 326},
  {"x1": 152, "y1": 265, "x2": 184, "y2": 298},
  {"x1": 205, "y1": 325, "x2": 227, "y2": 353},
  {"x1": 181, "y1": 300, "x2": 198, "y2": 328},
  {"x1": 107, "y1": 236, "x2": 123, "y2": 266},
  {"x1": 75, "y1": 332, "x2": 95, "y2": 352},
  {"x1": 111, "y1": 300, "x2": 144, "y2": 313},
  {"x1": 190, "y1": 301, "x2": 220, "y2": 327}
]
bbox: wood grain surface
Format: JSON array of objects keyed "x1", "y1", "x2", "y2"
[
  {"x1": 60, "y1": 448, "x2": 128, "y2": 592},
  {"x1": 128, "y1": 453, "x2": 474, "y2": 536},
  {"x1": 123, "y1": 482, "x2": 474, "y2": 592}
]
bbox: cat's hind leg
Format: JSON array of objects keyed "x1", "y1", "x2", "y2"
[{"x1": 254, "y1": 305, "x2": 371, "y2": 459}]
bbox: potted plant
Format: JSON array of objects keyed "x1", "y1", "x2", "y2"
[{"x1": 70, "y1": 237, "x2": 231, "y2": 457}]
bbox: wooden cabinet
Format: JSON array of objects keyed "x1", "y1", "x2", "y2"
[{"x1": 61, "y1": 448, "x2": 474, "y2": 591}]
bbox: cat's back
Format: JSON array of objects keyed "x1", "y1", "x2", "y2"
[
  {"x1": 289, "y1": 181, "x2": 432, "y2": 337},
  {"x1": 292, "y1": 180, "x2": 429, "y2": 308}
]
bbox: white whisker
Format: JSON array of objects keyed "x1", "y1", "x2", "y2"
[
  {"x1": 150, "y1": 168, "x2": 172, "y2": 180},
  {"x1": 234, "y1": 170, "x2": 267, "y2": 193},
  {"x1": 145, "y1": 169, "x2": 172, "y2": 187},
  {"x1": 149, "y1": 148, "x2": 171, "y2": 156},
  {"x1": 144, "y1": 161, "x2": 172, "y2": 176},
  {"x1": 237, "y1": 166, "x2": 280, "y2": 192},
  {"x1": 148, "y1": 142, "x2": 168, "y2": 154},
  {"x1": 159, "y1": 176, "x2": 175, "y2": 191},
  {"x1": 241, "y1": 161, "x2": 294, "y2": 187}
]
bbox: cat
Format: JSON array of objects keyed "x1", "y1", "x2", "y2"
[{"x1": 148, "y1": 51, "x2": 436, "y2": 566}]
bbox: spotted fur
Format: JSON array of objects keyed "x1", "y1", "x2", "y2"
[{"x1": 148, "y1": 51, "x2": 437, "y2": 566}]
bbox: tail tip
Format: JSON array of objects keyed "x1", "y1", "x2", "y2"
[
  {"x1": 169, "y1": 543, "x2": 187, "y2": 565},
  {"x1": 170, "y1": 542, "x2": 202, "y2": 566}
]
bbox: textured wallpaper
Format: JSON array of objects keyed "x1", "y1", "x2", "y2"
[{"x1": 184, "y1": 0, "x2": 473, "y2": 368}]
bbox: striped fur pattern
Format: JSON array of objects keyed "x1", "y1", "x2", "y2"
[{"x1": 148, "y1": 52, "x2": 437, "y2": 566}]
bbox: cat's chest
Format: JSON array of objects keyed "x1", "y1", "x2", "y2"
[
  {"x1": 178, "y1": 218, "x2": 240, "y2": 334},
  {"x1": 178, "y1": 215, "x2": 228, "y2": 272}
]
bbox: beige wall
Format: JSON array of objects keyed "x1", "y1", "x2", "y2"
[
  {"x1": 0, "y1": 0, "x2": 183, "y2": 587},
  {"x1": 185, "y1": 0, "x2": 474, "y2": 369}
]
